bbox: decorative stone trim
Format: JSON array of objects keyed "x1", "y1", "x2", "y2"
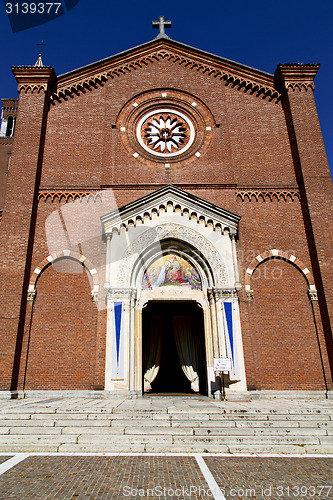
[
  {"x1": 116, "y1": 223, "x2": 229, "y2": 288},
  {"x1": 105, "y1": 288, "x2": 134, "y2": 300},
  {"x1": 236, "y1": 190, "x2": 300, "y2": 202},
  {"x1": 51, "y1": 43, "x2": 280, "y2": 103},
  {"x1": 308, "y1": 284, "x2": 318, "y2": 302},
  {"x1": 106, "y1": 202, "x2": 232, "y2": 234},
  {"x1": 28, "y1": 251, "x2": 99, "y2": 301},
  {"x1": 308, "y1": 289, "x2": 318, "y2": 302},
  {"x1": 211, "y1": 288, "x2": 239, "y2": 300},
  {"x1": 244, "y1": 249, "x2": 316, "y2": 301},
  {"x1": 27, "y1": 289, "x2": 37, "y2": 303},
  {"x1": 102, "y1": 185, "x2": 240, "y2": 235}
]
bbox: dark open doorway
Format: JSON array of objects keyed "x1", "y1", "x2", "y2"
[{"x1": 142, "y1": 301, "x2": 207, "y2": 395}]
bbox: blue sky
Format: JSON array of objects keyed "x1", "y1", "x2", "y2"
[{"x1": 1, "y1": 0, "x2": 332, "y2": 178}]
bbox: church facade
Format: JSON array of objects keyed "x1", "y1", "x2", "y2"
[{"x1": 1, "y1": 22, "x2": 332, "y2": 398}]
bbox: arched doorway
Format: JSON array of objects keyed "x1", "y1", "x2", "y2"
[{"x1": 142, "y1": 300, "x2": 207, "y2": 395}]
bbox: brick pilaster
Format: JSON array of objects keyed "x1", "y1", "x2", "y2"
[
  {"x1": 275, "y1": 63, "x2": 333, "y2": 383},
  {"x1": 0, "y1": 65, "x2": 56, "y2": 393}
]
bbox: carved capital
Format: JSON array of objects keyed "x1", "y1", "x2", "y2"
[
  {"x1": 27, "y1": 289, "x2": 37, "y2": 303},
  {"x1": 91, "y1": 290, "x2": 98, "y2": 303},
  {"x1": 246, "y1": 290, "x2": 254, "y2": 302},
  {"x1": 308, "y1": 289, "x2": 318, "y2": 302},
  {"x1": 106, "y1": 288, "x2": 133, "y2": 300},
  {"x1": 211, "y1": 288, "x2": 239, "y2": 300}
]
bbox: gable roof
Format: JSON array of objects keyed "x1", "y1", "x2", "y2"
[{"x1": 52, "y1": 37, "x2": 280, "y2": 102}]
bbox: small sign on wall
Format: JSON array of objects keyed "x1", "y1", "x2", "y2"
[{"x1": 214, "y1": 358, "x2": 231, "y2": 373}]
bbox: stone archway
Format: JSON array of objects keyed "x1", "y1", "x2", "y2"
[{"x1": 102, "y1": 185, "x2": 247, "y2": 396}]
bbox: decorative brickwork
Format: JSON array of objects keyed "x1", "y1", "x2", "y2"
[
  {"x1": 52, "y1": 41, "x2": 281, "y2": 103},
  {"x1": 244, "y1": 249, "x2": 316, "y2": 301},
  {"x1": 38, "y1": 190, "x2": 101, "y2": 203},
  {"x1": 236, "y1": 189, "x2": 300, "y2": 202},
  {"x1": 28, "y1": 251, "x2": 100, "y2": 303}
]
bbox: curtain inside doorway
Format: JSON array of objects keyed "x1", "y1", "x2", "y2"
[
  {"x1": 173, "y1": 316, "x2": 202, "y2": 392},
  {"x1": 143, "y1": 316, "x2": 163, "y2": 392}
]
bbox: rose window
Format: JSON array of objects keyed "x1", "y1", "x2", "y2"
[
  {"x1": 144, "y1": 115, "x2": 187, "y2": 153},
  {"x1": 136, "y1": 109, "x2": 195, "y2": 158}
]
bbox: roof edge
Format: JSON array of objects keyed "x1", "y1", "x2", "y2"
[{"x1": 54, "y1": 37, "x2": 276, "y2": 98}]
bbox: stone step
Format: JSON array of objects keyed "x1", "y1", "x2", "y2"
[
  {"x1": 1, "y1": 410, "x2": 331, "y2": 420},
  {"x1": 61, "y1": 426, "x2": 193, "y2": 436},
  {"x1": 0, "y1": 425, "x2": 329, "y2": 438},
  {"x1": 2, "y1": 417, "x2": 331, "y2": 429},
  {"x1": 144, "y1": 443, "x2": 308, "y2": 454},
  {"x1": 192, "y1": 427, "x2": 327, "y2": 436},
  {"x1": 0, "y1": 435, "x2": 77, "y2": 444},
  {"x1": 0, "y1": 400, "x2": 331, "y2": 455},
  {"x1": 58, "y1": 443, "x2": 146, "y2": 453},
  {"x1": 9, "y1": 427, "x2": 63, "y2": 435},
  {"x1": 172, "y1": 435, "x2": 322, "y2": 445},
  {"x1": 59, "y1": 443, "x2": 231, "y2": 453},
  {"x1": 0, "y1": 433, "x2": 314, "y2": 446},
  {"x1": 0, "y1": 444, "x2": 59, "y2": 453},
  {"x1": 77, "y1": 435, "x2": 173, "y2": 444}
]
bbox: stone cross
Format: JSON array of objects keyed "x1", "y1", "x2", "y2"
[{"x1": 152, "y1": 16, "x2": 171, "y2": 37}]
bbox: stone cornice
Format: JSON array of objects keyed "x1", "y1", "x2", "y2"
[
  {"x1": 101, "y1": 184, "x2": 241, "y2": 234},
  {"x1": 51, "y1": 39, "x2": 281, "y2": 103},
  {"x1": 12, "y1": 66, "x2": 56, "y2": 94},
  {"x1": 274, "y1": 63, "x2": 320, "y2": 92}
]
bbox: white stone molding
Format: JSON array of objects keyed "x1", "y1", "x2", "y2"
[
  {"x1": 105, "y1": 288, "x2": 134, "y2": 300},
  {"x1": 230, "y1": 232, "x2": 242, "y2": 291}
]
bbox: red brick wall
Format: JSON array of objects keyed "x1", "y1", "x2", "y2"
[
  {"x1": 23, "y1": 258, "x2": 99, "y2": 390},
  {"x1": 0, "y1": 139, "x2": 12, "y2": 210},
  {"x1": 282, "y1": 88, "x2": 333, "y2": 376},
  {"x1": 41, "y1": 59, "x2": 296, "y2": 189},
  {"x1": 0, "y1": 84, "x2": 50, "y2": 391},
  {"x1": 243, "y1": 258, "x2": 325, "y2": 390}
]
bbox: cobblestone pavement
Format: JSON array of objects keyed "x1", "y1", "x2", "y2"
[
  {"x1": 0, "y1": 454, "x2": 332, "y2": 499},
  {"x1": 205, "y1": 456, "x2": 333, "y2": 499}
]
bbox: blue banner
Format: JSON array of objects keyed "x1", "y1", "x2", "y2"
[
  {"x1": 114, "y1": 302, "x2": 122, "y2": 367},
  {"x1": 224, "y1": 302, "x2": 234, "y2": 361}
]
